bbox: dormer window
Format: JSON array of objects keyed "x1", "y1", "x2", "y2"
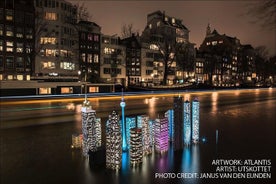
[{"x1": 172, "y1": 18, "x2": 175, "y2": 24}]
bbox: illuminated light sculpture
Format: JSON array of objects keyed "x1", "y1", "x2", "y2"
[
  {"x1": 184, "y1": 100, "x2": 191, "y2": 146},
  {"x1": 149, "y1": 119, "x2": 155, "y2": 146},
  {"x1": 173, "y1": 96, "x2": 184, "y2": 150},
  {"x1": 81, "y1": 97, "x2": 101, "y2": 156},
  {"x1": 138, "y1": 115, "x2": 152, "y2": 155},
  {"x1": 192, "y1": 98, "x2": 200, "y2": 143},
  {"x1": 96, "y1": 118, "x2": 102, "y2": 147},
  {"x1": 154, "y1": 117, "x2": 169, "y2": 153},
  {"x1": 165, "y1": 109, "x2": 174, "y2": 142},
  {"x1": 106, "y1": 111, "x2": 122, "y2": 170},
  {"x1": 120, "y1": 90, "x2": 127, "y2": 152},
  {"x1": 126, "y1": 116, "x2": 136, "y2": 150},
  {"x1": 71, "y1": 133, "x2": 83, "y2": 149},
  {"x1": 130, "y1": 128, "x2": 143, "y2": 166}
]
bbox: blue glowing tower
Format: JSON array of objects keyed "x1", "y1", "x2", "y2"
[
  {"x1": 192, "y1": 98, "x2": 200, "y2": 143},
  {"x1": 126, "y1": 116, "x2": 136, "y2": 150},
  {"x1": 165, "y1": 109, "x2": 174, "y2": 142},
  {"x1": 184, "y1": 100, "x2": 191, "y2": 146},
  {"x1": 120, "y1": 90, "x2": 127, "y2": 152}
]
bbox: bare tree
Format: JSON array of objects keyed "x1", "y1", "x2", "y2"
[
  {"x1": 246, "y1": 0, "x2": 276, "y2": 29},
  {"x1": 74, "y1": 2, "x2": 92, "y2": 22},
  {"x1": 121, "y1": 23, "x2": 139, "y2": 38}
]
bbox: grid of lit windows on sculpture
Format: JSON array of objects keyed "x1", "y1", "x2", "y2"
[
  {"x1": 149, "y1": 119, "x2": 155, "y2": 146},
  {"x1": 130, "y1": 128, "x2": 143, "y2": 166},
  {"x1": 106, "y1": 111, "x2": 122, "y2": 170},
  {"x1": 192, "y1": 98, "x2": 200, "y2": 143},
  {"x1": 71, "y1": 133, "x2": 83, "y2": 149},
  {"x1": 96, "y1": 118, "x2": 102, "y2": 147},
  {"x1": 81, "y1": 99, "x2": 101, "y2": 156},
  {"x1": 126, "y1": 116, "x2": 136, "y2": 150},
  {"x1": 184, "y1": 100, "x2": 191, "y2": 146},
  {"x1": 165, "y1": 109, "x2": 174, "y2": 142},
  {"x1": 154, "y1": 117, "x2": 169, "y2": 153},
  {"x1": 137, "y1": 115, "x2": 152, "y2": 155}
]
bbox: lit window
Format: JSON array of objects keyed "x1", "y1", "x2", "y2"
[
  {"x1": 45, "y1": 12, "x2": 57, "y2": 20},
  {"x1": 17, "y1": 75, "x2": 23, "y2": 80},
  {"x1": 39, "y1": 88, "x2": 51, "y2": 94},
  {"x1": 212, "y1": 41, "x2": 217, "y2": 45},
  {"x1": 45, "y1": 49, "x2": 57, "y2": 57},
  {"x1": 6, "y1": 41, "x2": 14, "y2": 52},
  {"x1": 16, "y1": 43, "x2": 23, "y2": 53},
  {"x1": 6, "y1": 10, "x2": 13, "y2": 21},
  {"x1": 165, "y1": 17, "x2": 168, "y2": 21},
  {"x1": 219, "y1": 40, "x2": 223, "y2": 44},
  {"x1": 157, "y1": 21, "x2": 160, "y2": 27},
  {"x1": 88, "y1": 54, "x2": 92, "y2": 63},
  {"x1": 94, "y1": 54, "x2": 99, "y2": 63},
  {"x1": 60, "y1": 50, "x2": 68, "y2": 57},
  {"x1": 81, "y1": 53, "x2": 86, "y2": 62},
  {"x1": 149, "y1": 44, "x2": 159, "y2": 50},
  {"x1": 6, "y1": 26, "x2": 13, "y2": 37},
  {"x1": 172, "y1": 18, "x2": 175, "y2": 24},
  {"x1": 104, "y1": 47, "x2": 115, "y2": 54},
  {"x1": 0, "y1": 41, "x2": 3, "y2": 51},
  {"x1": 41, "y1": 61, "x2": 55, "y2": 69},
  {"x1": 94, "y1": 35, "x2": 99, "y2": 42},
  {"x1": 88, "y1": 34, "x2": 93, "y2": 41},
  {"x1": 60, "y1": 62, "x2": 75, "y2": 70},
  {"x1": 206, "y1": 42, "x2": 210, "y2": 45},
  {"x1": 40, "y1": 37, "x2": 57, "y2": 44},
  {"x1": 26, "y1": 44, "x2": 31, "y2": 53},
  {"x1": 61, "y1": 87, "x2": 73, "y2": 94},
  {"x1": 149, "y1": 24, "x2": 152, "y2": 29}
]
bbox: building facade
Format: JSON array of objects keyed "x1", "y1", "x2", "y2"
[
  {"x1": 199, "y1": 24, "x2": 240, "y2": 86},
  {"x1": 101, "y1": 34, "x2": 126, "y2": 86},
  {"x1": 78, "y1": 20, "x2": 101, "y2": 83},
  {"x1": 0, "y1": 0, "x2": 35, "y2": 81},
  {"x1": 34, "y1": 0, "x2": 79, "y2": 81}
]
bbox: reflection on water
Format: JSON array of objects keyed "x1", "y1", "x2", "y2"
[{"x1": 211, "y1": 92, "x2": 218, "y2": 114}]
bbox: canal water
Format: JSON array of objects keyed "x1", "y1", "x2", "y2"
[{"x1": 0, "y1": 89, "x2": 275, "y2": 184}]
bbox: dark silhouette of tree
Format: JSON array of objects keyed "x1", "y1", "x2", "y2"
[
  {"x1": 255, "y1": 46, "x2": 269, "y2": 82},
  {"x1": 121, "y1": 23, "x2": 139, "y2": 39},
  {"x1": 246, "y1": 0, "x2": 276, "y2": 30},
  {"x1": 74, "y1": 2, "x2": 92, "y2": 22}
]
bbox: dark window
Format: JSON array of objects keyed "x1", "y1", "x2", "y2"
[
  {"x1": 16, "y1": 57, "x2": 24, "y2": 68},
  {"x1": 0, "y1": 56, "x2": 3, "y2": 67},
  {"x1": 15, "y1": 11, "x2": 24, "y2": 23},
  {"x1": 104, "y1": 68, "x2": 110, "y2": 74},
  {"x1": 6, "y1": 56, "x2": 14, "y2": 69},
  {"x1": 0, "y1": 8, "x2": 3, "y2": 21}
]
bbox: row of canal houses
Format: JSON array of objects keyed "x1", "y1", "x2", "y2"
[{"x1": 1, "y1": 0, "x2": 260, "y2": 95}]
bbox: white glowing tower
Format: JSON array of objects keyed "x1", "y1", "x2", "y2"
[
  {"x1": 192, "y1": 98, "x2": 200, "y2": 143},
  {"x1": 138, "y1": 115, "x2": 152, "y2": 155},
  {"x1": 165, "y1": 109, "x2": 174, "y2": 142},
  {"x1": 183, "y1": 100, "x2": 191, "y2": 146},
  {"x1": 106, "y1": 111, "x2": 122, "y2": 170},
  {"x1": 81, "y1": 96, "x2": 101, "y2": 156},
  {"x1": 130, "y1": 128, "x2": 143, "y2": 166}
]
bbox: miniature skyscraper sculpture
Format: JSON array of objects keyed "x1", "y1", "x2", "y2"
[
  {"x1": 106, "y1": 111, "x2": 122, "y2": 170},
  {"x1": 130, "y1": 128, "x2": 143, "y2": 166},
  {"x1": 192, "y1": 98, "x2": 200, "y2": 143},
  {"x1": 126, "y1": 116, "x2": 136, "y2": 150},
  {"x1": 81, "y1": 95, "x2": 101, "y2": 156},
  {"x1": 165, "y1": 109, "x2": 174, "y2": 142},
  {"x1": 173, "y1": 96, "x2": 183, "y2": 150},
  {"x1": 154, "y1": 117, "x2": 169, "y2": 153},
  {"x1": 138, "y1": 115, "x2": 152, "y2": 155},
  {"x1": 183, "y1": 99, "x2": 191, "y2": 146}
]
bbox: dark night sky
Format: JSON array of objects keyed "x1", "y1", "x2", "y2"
[{"x1": 69, "y1": 0, "x2": 276, "y2": 56}]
